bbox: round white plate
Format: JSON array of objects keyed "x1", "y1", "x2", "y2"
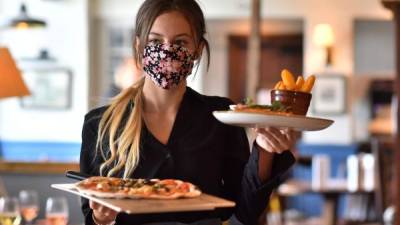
[{"x1": 212, "y1": 111, "x2": 334, "y2": 131}]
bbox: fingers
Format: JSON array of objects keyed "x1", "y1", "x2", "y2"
[
  {"x1": 285, "y1": 129, "x2": 297, "y2": 144},
  {"x1": 90, "y1": 200, "x2": 118, "y2": 219},
  {"x1": 254, "y1": 127, "x2": 296, "y2": 153},
  {"x1": 258, "y1": 128, "x2": 289, "y2": 147},
  {"x1": 263, "y1": 136, "x2": 285, "y2": 154},
  {"x1": 267, "y1": 128, "x2": 290, "y2": 146},
  {"x1": 89, "y1": 200, "x2": 100, "y2": 210},
  {"x1": 256, "y1": 129, "x2": 285, "y2": 153}
]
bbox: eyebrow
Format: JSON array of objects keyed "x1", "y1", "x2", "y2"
[{"x1": 149, "y1": 32, "x2": 191, "y2": 38}]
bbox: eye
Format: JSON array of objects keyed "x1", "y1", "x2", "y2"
[
  {"x1": 175, "y1": 39, "x2": 188, "y2": 46},
  {"x1": 148, "y1": 39, "x2": 161, "y2": 44}
]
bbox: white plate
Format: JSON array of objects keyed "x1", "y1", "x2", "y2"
[{"x1": 213, "y1": 111, "x2": 334, "y2": 131}]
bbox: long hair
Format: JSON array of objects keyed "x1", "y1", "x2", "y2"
[{"x1": 96, "y1": 0, "x2": 210, "y2": 178}]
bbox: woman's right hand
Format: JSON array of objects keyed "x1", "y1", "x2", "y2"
[{"x1": 90, "y1": 200, "x2": 118, "y2": 224}]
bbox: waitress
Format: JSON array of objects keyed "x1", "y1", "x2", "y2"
[{"x1": 79, "y1": 0, "x2": 296, "y2": 224}]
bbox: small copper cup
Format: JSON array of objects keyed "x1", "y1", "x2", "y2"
[{"x1": 270, "y1": 90, "x2": 312, "y2": 115}]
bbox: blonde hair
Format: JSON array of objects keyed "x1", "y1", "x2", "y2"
[
  {"x1": 95, "y1": 0, "x2": 210, "y2": 178},
  {"x1": 96, "y1": 77, "x2": 145, "y2": 178}
]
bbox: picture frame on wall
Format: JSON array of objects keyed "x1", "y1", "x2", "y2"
[
  {"x1": 20, "y1": 68, "x2": 73, "y2": 110},
  {"x1": 312, "y1": 74, "x2": 347, "y2": 115}
]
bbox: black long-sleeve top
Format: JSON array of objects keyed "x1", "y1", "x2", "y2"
[{"x1": 79, "y1": 87, "x2": 295, "y2": 225}]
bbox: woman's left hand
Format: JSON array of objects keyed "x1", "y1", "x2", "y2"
[{"x1": 254, "y1": 127, "x2": 297, "y2": 154}]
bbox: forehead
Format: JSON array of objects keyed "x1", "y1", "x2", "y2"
[{"x1": 150, "y1": 11, "x2": 193, "y2": 37}]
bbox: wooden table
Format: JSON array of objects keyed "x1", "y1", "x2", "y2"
[{"x1": 277, "y1": 179, "x2": 372, "y2": 225}]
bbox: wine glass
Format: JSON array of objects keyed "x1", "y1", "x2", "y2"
[
  {"x1": 45, "y1": 197, "x2": 68, "y2": 225},
  {"x1": 0, "y1": 197, "x2": 22, "y2": 225},
  {"x1": 19, "y1": 190, "x2": 39, "y2": 224}
]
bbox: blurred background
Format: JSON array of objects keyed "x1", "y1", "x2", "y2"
[{"x1": 0, "y1": 0, "x2": 397, "y2": 225}]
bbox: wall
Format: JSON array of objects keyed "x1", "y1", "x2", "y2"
[
  {"x1": 354, "y1": 20, "x2": 395, "y2": 76},
  {"x1": 0, "y1": 0, "x2": 89, "y2": 154}
]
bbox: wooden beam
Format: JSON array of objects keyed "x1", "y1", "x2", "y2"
[
  {"x1": 381, "y1": 1, "x2": 400, "y2": 225},
  {"x1": 0, "y1": 161, "x2": 79, "y2": 174},
  {"x1": 383, "y1": 0, "x2": 400, "y2": 11},
  {"x1": 246, "y1": 0, "x2": 261, "y2": 99},
  {"x1": 395, "y1": 9, "x2": 400, "y2": 225}
]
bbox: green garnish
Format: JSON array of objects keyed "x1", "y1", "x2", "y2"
[
  {"x1": 241, "y1": 98, "x2": 291, "y2": 112},
  {"x1": 243, "y1": 98, "x2": 254, "y2": 105}
]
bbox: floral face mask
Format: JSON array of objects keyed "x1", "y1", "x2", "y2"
[{"x1": 142, "y1": 43, "x2": 195, "y2": 89}]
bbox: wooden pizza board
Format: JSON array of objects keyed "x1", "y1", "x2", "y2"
[{"x1": 51, "y1": 183, "x2": 235, "y2": 214}]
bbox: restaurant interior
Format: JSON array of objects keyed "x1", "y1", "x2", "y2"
[{"x1": 0, "y1": 0, "x2": 399, "y2": 225}]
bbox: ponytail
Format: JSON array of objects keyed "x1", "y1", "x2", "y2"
[{"x1": 96, "y1": 77, "x2": 145, "y2": 178}]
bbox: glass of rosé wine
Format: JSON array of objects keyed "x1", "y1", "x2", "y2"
[{"x1": 45, "y1": 197, "x2": 68, "y2": 225}]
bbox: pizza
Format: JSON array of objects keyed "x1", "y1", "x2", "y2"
[{"x1": 75, "y1": 176, "x2": 202, "y2": 199}]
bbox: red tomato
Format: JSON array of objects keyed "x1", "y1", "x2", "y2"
[
  {"x1": 179, "y1": 183, "x2": 190, "y2": 192},
  {"x1": 161, "y1": 179, "x2": 177, "y2": 185}
]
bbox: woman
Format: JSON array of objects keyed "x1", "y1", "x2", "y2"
[{"x1": 80, "y1": 0, "x2": 296, "y2": 224}]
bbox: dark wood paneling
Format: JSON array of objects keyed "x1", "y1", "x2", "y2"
[{"x1": 228, "y1": 34, "x2": 303, "y2": 103}]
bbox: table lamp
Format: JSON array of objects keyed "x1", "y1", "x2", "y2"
[
  {"x1": 313, "y1": 23, "x2": 335, "y2": 67},
  {"x1": 0, "y1": 47, "x2": 30, "y2": 99}
]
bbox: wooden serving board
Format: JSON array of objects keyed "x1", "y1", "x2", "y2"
[{"x1": 51, "y1": 183, "x2": 235, "y2": 214}]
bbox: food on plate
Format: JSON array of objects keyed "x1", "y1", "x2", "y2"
[
  {"x1": 75, "y1": 176, "x2": 201, "y2": 199},
  {"x1": 230, "y1": 69, "x2": 315, "y2": 116},
  {"x1": 274, "y1": 81, "x2": 282, "y2": 90},
  {"x1": 269, "y1": 69, "x2": 316, "y2": 115},
  {"x1": 300, "y1": 75, "x2": 316, "y2": 93},
  {"x1": 281, "y1": 69, "x2": 296, "y2": 90},
  {"x1": 295, "y1": 76, "x2": 304, "y2": 90},
  {"x1": 230, "y1": 98, "x2": 292, "y2": 115},
  {"x1": 273, "y1": 69, "x2": 316, "y2": 93}
]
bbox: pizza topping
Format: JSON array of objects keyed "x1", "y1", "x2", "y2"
[
  {"x1": 178, "y1": 182, "x2": 190, "y2": 192},
  {"x1": 75, "y1": 176, "x2": 201, "y2": 199}
]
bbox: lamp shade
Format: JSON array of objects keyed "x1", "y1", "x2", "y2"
[
  {"x1": 9, "y1": 4, "x2": 46, "y2": 29},
  {"x1": 313, "y1": 24, "x2": 335, "y2": 47},
  {"x1": 0, "y1": 47, "x2": 30, "y2": 99}
]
